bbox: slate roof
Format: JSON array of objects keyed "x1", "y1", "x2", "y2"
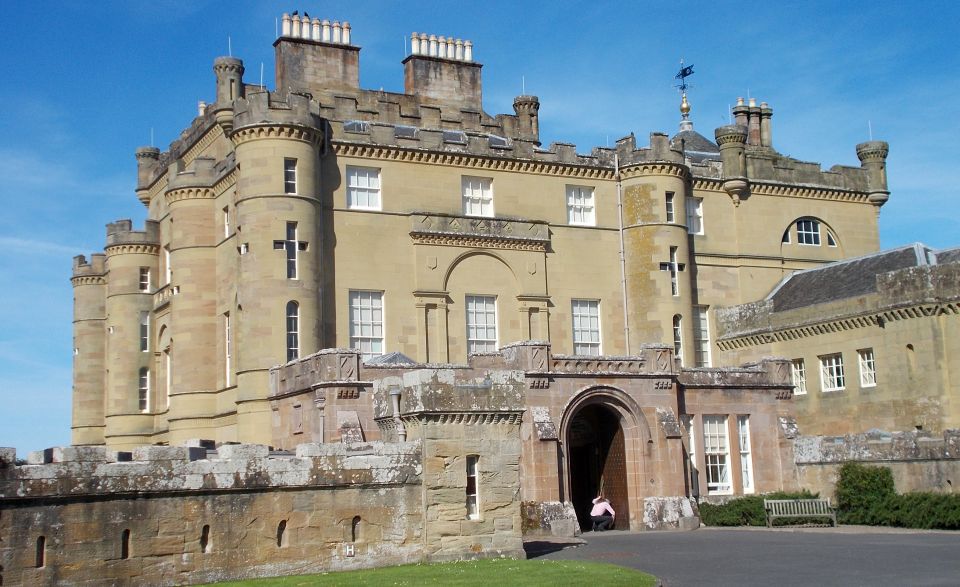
[
  {"x1": 670, "y1": 129, "x2": 720, "y2": 163},
  {"x1": 767, "y1": 243, "x2": 933, "y2": 312},
  {"x1": 365, "y1": 351, "x2": 417, "y2": 366},
  {"x1": 935, "y1": 247, "x2": 960, "y2": 265}
]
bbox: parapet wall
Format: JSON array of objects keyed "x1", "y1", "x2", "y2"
[
  {"x1": 0, "y1": 442, "x2": 424, "y2": 586},
  {"x1": 790, "y1": 429, "x2": 960, "y2": 497}
]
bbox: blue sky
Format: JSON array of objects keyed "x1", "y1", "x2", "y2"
[{"x1": 0, "y1": 1, "x2": 956, "y2": 453}]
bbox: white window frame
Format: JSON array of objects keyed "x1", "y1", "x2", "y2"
[
  {"x1": 349, "y1": 290, "x2": 385, "y2": 361},
  {"x1": 673, "y1": 314, "x2": 683, "y2": 366},
  {"x1": 797, "y1": 218, "x2": 821, "y2": 245},
  {"x1": 858, "y1": 348, "x2": 876, "y2": 388},
  {"x1": 138, "y1": 367, "x2": 150, "y2": 412},
  {"x1": 283, "y1": 158, "x2": 297, "y2": 194},
  {"x1": 164, "y1": 246, "x2": 172, "y2": 285},
  {"x1": 286, "y1": 301, "x2": 300, "y2": 362},
  {"x1": 466, "y1": 455, "x2": 480, "y2": 520},
  {"x1": 285, "y1": 222, "x2": 298, "y2": 279},
  {"x1": 346, "y1": 165, "x2": 382, "y2": 210},
  {"x1": 465, "y1": 295, "x2": 498, "y2": 354},
  {"x1": 791, "y1": 359, "x2": 807, "y2": 395},
  {"x1": 692, "y1": 305, "x2": 711, "y2": 367},
  {"x1": 681, "y1": 415, "x2": 700, "y2": 496},
  {"x1": 819, "y1": 353, "x2": 845, "y2": 392},
  {"x1": 686, "y1": 197, "x2": 704, "y2": 235},
  {"x1": 223, "y1": 206, "x2": 231, "y2": 238},
  {"x1": 703, "y1": 415, "x2": 731, "y2": 495},
  {"x1": 571, "y1": 299, "x2": 601, "y2": 356},
  {"x1": 738, "y1": 415, "x2": 754, "y2": 494},
  {"x1": 669, "y1": 246, "x2": 680, "y2": 296},
  {"x1": 665, "y1": 192, "x2": 675, "y2": 223},
  {"x1": 224, "y1": 312, "x2": 232, "y2": 387},
  {"x1": 139, "y1": 313, "x2": 149, "y2": 352},
  {"x1": 566, "y1": 185, "x2": 595, "y2": 226},
  {"x1": 139, "y1": 267, "x2": 151, "y2": 292},
  {"x1": 462, "y1": 176, "x2": 493, "y2": 218}
]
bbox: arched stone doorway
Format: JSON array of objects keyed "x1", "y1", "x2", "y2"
[{"x1": 567, "y1": 404, "x2": 630, "y2": 531}]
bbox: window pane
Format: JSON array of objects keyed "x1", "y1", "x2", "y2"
[
  {"x1": 572, "y1": 299, "x2": 601, "y2": 356},
  {"x1": 466, "y1": 295, "x2": 497, "y2": 353},
  {"x1": 350, "y1": 291, "x2": 385, "y2": 360}
]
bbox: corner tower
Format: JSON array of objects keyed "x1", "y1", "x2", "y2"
[
  {"x1": 71, "y1": 254, "x2": 107, "y2": 445},
  {"x1": 229, "y1": 90, "x2": 325, "y2": 443}
]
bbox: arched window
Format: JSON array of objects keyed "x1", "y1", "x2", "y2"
[
  {"x1": 286, "y1": 301, "x2": 300, "y2": 361},
  {"x1": 673, "y1": 315, "x2": 683, "y2": 366},
  {"x1": 351, "y1": 516, "x2": 362, "y2": 542},
  {"x1": 200, "y1": 524, "x2": 211, "y2": 553},
  {"x1": 276, "y1": 520, "x2": 287, "y2": 548}
]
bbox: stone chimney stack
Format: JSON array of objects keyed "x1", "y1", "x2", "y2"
[
  {"x1": 404, "y1": 31, "x2": 482, "y2": 110},
  {"x1": 759, "y1": 102, "x2": 773, "y2": 148},
  {"x1": 274, "y1": 13, "x2": 360, "y2": 97},
  {"x1": 747, "y1": 97, "x2": 762, "y2": 146},
  {"x1": 856, "y1": 140, "x2": 890, "y2": 207}
]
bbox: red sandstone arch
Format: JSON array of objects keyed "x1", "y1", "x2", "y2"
[{"x1": 559, "y1": 385, "x2": 652, "y2": 531}]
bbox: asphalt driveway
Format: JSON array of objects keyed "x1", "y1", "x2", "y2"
[{"x1": 532, "y1": 526, "x2": 960, "y2": 586}]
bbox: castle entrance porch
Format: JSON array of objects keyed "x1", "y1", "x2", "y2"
[{"x1": 567, "y1": 403, "x2": 630, "y2": 531}]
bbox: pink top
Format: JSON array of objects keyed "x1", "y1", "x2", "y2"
[{"x1": 590, "y1": 499, "x2": 615, "y2": 517}]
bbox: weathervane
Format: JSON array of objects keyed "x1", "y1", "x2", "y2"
[
  {"x1": 675, "y1": 59, "x2": 695, "y2": 128},
  {"x1": 675, "y1": 59, "x2": 694, "y2": 94}
]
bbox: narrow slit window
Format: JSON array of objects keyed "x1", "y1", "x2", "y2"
[
  {"x1": 673, "y1": 314, "x2": 683, "y2": 366},
  {"x1": 200, "y1": 525, "x2": 211, "y2": 553},
  {"x1": 286, "y1": 301, "x2": 300, "y2": 362},
  {"x1": 36, "y1": 536, "x2": 46, "y2": 568},
  {"x1": 738, "y1": 416, "x2": 754, "y2": 494},
  {"x1": 139, "y1": 313, "x2": 150, "y2": 352},
  {"x1": 283, "y1": 159, "x2": 297, "y2": 194},
  {"x1": 665, "y1": 192, "x2": 675, "y2": 223},
  {"x1": 138, "y1": 368, "x2": 149, "y2": 412},
  {"x1": 120, "y1": 529, "x2": 130, "y2": 559},
  {"x1": 276, "y1": 520, "x2": 287, "y2": 547},
  {"x1": 139, "y1": 267, "x2": 151, "y2": 292},
  {"x1": 466, "y1": 455, "x2": 480, "y2": 519}
]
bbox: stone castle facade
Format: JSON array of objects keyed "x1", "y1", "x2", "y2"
[{"x1": 5, "y1": 10, "x2": 959, "y2": 586}]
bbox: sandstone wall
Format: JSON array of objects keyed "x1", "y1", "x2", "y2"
[{"x1": 0, "y1": 442, "x2": 423, "y2": 586}]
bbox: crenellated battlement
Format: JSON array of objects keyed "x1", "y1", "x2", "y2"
[
  {"x1": 232, "y1": 89, "x2": 324, "y2": 136},
  {"x1": 105, "y1": 219, "x2": 160, "y2": 248},
  {"x1": 71, "y1": 253, "x2": 106, "y2": 278}
]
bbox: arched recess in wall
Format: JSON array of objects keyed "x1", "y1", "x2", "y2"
[
  {"x1": 442, "y1": 251, "x2": 522, "y2": 357},
  {"x1": 779, "y1": 216, "x2": 843, "y2": 258}
]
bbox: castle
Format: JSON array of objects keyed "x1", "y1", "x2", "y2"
[{"x1": 2, "y1": 11, "x2": 959, "y2": 586}]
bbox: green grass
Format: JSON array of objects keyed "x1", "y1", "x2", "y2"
[{"x1": 206, "y1": 558, "x2": 656, "y2": 586}]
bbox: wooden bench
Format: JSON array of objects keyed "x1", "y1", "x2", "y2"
[{"x1": 764, "y1": 498, "x2": 837, "y2": 527}]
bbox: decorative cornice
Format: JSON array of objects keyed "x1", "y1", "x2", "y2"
[
  {"x1": 379, "y1": 411, "x2": 524, "y2": 427},
  {"x1": 749, "y1": 181, "x2": 868, "y2": 203},
  {"x1": 104, "y1": 243, "x2": 160, "y2": 257},
  {"x1": 212, "y1": 167, "x2": 238, "y2": 195},
  {"x1": 717, "y1": 302, "x2": 959, "y2": 351},
  {"x1": 411, "y1": 232, "x2": 547, "y2": 252},
  {"x1": 619, "y1": 162, "x2": 689, "y2": 180},
  {"x1": 333, "y1": 142, "x2": 614, "y2": 179},
  {"x1": 70, "y1": 275, "x2": 107, "y2": 286},
  {"x1": 691, "y1": 177, "x2": 725, "y2": 192},
  {"x1": 183, "y1": 124, "x2": 225, "y2": 167},
  {"x1": 165, "y1": 186, "x2": 216, "y2": 205},
  {"x1": 547, "y1": 356, "x2": 648, "y2": 375},
  {"x1": 230, "y1": 124, "x2": 323, "y2": 146}
]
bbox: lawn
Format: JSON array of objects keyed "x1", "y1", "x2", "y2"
[{"x1": 206, "y1": 558, "x2": 656, "y2": 586}]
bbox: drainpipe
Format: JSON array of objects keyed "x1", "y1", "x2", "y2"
[{"x1": 615, "y1": 154, "x2": 631, "y2": 352}]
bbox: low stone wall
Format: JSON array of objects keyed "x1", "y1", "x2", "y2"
[
  {"x1": 0, "y1": 442, "x2": 424, "y2": 586},
  {"x1": 793, "y1": 429, "x2": 960, "y2": 496}
]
